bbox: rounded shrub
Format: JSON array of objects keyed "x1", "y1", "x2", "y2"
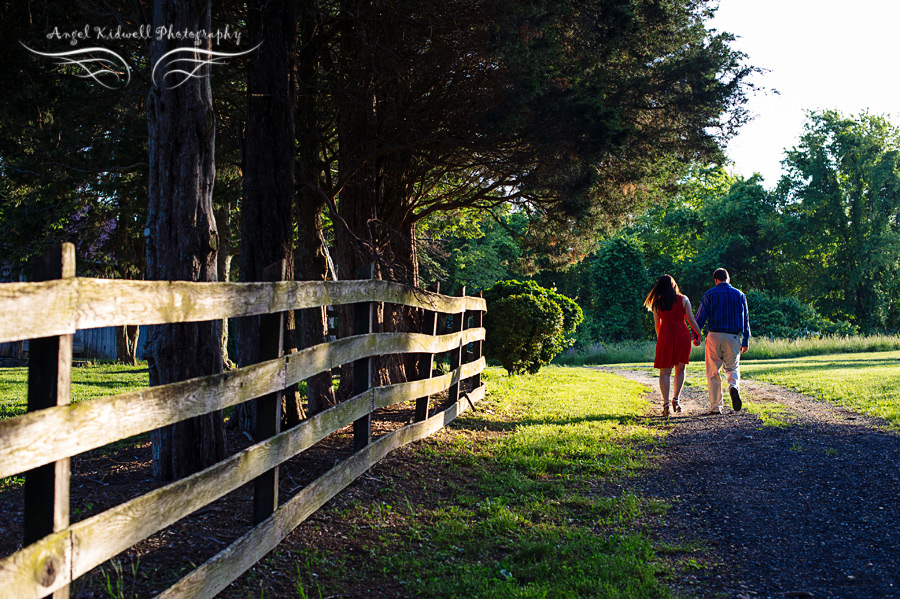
[{"x1": 483, "y1": 280, "x2": 583, "y2": 374}]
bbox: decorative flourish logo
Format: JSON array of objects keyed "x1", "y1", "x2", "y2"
[
  {"x1": 20, "y1": 43, "x2": 131, "y2": 89},
  {"x1": 150, "y1": 44, "x2": 261, "y2": 89},
  {"x1": 21, "y1": 25, "x2": 257, "y2": 90}
]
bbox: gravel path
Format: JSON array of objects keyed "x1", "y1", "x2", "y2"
[{"x1": 593, "y1": 367, "x2": 900, "y2": 599}]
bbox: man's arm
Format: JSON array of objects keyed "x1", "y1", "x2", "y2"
[
  {"x1": 695, "y1": 293, "x2": 709, "y2": 332},
  {"x1": 741, "y1": 293, "x2": 750, "y2": 349}
]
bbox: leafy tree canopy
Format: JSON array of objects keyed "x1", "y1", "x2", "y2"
[{"x1": 777, "y1": 110, "x2": 900, "y2": 332}]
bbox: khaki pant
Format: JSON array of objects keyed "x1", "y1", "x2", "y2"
[{"x1": 705, "y1": 332, "x2": 742, "y2": 410}]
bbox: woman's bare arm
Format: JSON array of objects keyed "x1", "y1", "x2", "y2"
[{"x1": 683, "y1": 296, "x2": 702, "y2": 336}]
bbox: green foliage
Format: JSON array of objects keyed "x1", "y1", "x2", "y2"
[
  {"x1": 419, "y1": 209, "x2": 527, "y2": 292},
  {"x1": 0, "y1": 4, "x2": 244, "y2": 279},
  {"x1": 478, "y1": 0, "x2": 758, "y2": 270},
  {"x1": 583, "y1": 236, "x2": 652, "y2": 342},
  {"x1": 746, "y1": 289, "x2": 858, "y2": 339},
  {"x1": 634, "y1": 164, "x2": 736, "y2": 280},
  {"x1": 632, "y1": 168, "x2": 790, "y2": 303},
  {"x1": 537, "y1": 235, "x2": 652, "y2": 346},
  {"x1": 483, "y1": 280, "x2": 583, "y2": 374},
  {"x1": 777, "y1": 110, "x2": 900, "y2": 332},
  {"x1": 487, "y1": 294, "x2": 564, "y2": 375}
]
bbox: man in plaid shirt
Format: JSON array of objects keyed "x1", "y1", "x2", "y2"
[{"x1": 695, "y1": 268, "x2": 750, "y2": 414}]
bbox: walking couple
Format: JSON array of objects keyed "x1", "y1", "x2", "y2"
[{"x1": 643, "y1": 268, "x2": 750, "y2": 417}]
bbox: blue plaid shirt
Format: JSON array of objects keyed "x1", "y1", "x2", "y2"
[{"x1": 695, "y1": 282, "x2": 751, "y2": 347}]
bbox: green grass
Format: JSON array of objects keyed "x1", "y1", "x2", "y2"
[
  {"x1": 595, "y1": 348, "x2": 900, "y2": 428},
  {"x1": 0, "y1": 362, "x2": 150, "y2": 489},
  {"x1": 741, "y1": 400, "x2": 792, "y2": 427},
  {"x1": 288, "y1": 366, "x2": 677, "y2": 599},
  {"x1": 740, "y1": 351, "x2": 900, "y2": 426},
  {"x1": 556, "y1": 334, "x2": 900, "y2": 365},
  {"x1": 0, "y1": 362, "x2": 150, "y2": 421}
]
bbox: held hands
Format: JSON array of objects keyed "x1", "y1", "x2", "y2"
[
  {"x1": 690, "y1": 328, "x2": 701, "y2": 346},
  {"x1": 740, "y1": 345, "x2": 748, "y2": 354}
]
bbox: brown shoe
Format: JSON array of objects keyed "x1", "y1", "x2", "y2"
[
  {"x1": 662, "y1": 402, "x2": 670, "y2": 418},
  {"x1": 672, "y1": 398, "x2": 682, "y2": 413}
]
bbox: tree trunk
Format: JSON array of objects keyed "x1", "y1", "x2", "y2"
[
  {"x1": 233, "y1": 0, "x2": 298, "y2": 433},
  {"x1": 294, "y1": 2, "x2": 337, "y2": 415},
  {"x1": 375, "y1": 220, "x2": 421, "y2": 386},
  {"x1": 146, "y1": 0, "x2": 226, "y2": 482},
  {"x1": 333, "y1": 19, "x2": 380, "y2": 399},
  {"x1": 115, "y1": 325, "x2": 139, "y2": 366},
  {"x1": 215, "y1": 200, "x2": 236, "y2": 369},
  {"x1": 295, "y1": 201, "x2": 336, "y2": 415}
]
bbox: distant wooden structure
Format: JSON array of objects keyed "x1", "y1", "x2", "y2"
[{"x1": 0, "y1": 243, "x2": 487, "y2": 599}]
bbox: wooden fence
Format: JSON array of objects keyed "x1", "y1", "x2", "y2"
[{"x1": 0, "y1": 244, "x2": 487, "y2": 599}]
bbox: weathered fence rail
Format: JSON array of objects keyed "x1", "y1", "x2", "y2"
[{"x1": 0, "y1": 244, "x2": 487, "y2": 599}]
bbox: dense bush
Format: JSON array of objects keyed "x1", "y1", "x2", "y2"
[
  {"x1": 747, "y1": 289, "x2": 858, "y2": 339},
  {"x1": 484, "y1": 280, "x2": 583, "y2": 374}
]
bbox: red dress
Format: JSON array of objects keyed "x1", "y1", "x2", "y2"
[{"x1": 654, "y1": 294, "x2": 692, "y2": 368}]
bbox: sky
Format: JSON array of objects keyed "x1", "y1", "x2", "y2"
[{"x1": 709, "y1": 0, "x2": 900, "y2": 188}]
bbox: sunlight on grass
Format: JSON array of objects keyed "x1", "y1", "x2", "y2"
[
  {"x1": 0, "y1": 362, "x2": 149, "y2": 421},
  {"x1": 556, "y1": 334, "x2": 900, "y2": 365},
  {"x1": 740, "y1": 351, "x2": 900, "y2": 426},
  {"x1": 609, "y1": 350, "x2": 900, "y2": 426},
  {"x1": 482, "y1": 366, "x2": 662, "y2": 477},
  {"x1": 742, "y1": 400, "x2": 792, "y2": 427},
  {"x1": 287, "y1": 365, "x2": 676, "y2": 599}
]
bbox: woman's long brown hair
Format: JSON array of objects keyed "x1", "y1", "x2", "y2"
[{"x1": 643, "y1": 274, "x2": 680, "y2": 313}]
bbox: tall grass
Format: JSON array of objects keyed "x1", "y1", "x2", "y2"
[{"x1": 555, "y1": 334, "x2": 900, "y2": 366}]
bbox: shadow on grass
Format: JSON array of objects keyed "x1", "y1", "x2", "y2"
[
  {"x1": 72, "y1": 379, "x2": 149, "y2": 392},
  {"x1": 458, "y1": 412, "x2": 636, "y2": 433},
  {"x1": 93, "y1": 367, "x2": 150, "y2": 375}
]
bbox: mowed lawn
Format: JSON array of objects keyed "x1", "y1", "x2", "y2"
[
  {"x1": 739, "y1": 351, "x2": 900, "y2": 426},
  {"x1": 620, "y1": 349, "x2": 900, "y2": 427},
  {"x1": 0, "y1": 363, "x2": 149, "y2": 420}
]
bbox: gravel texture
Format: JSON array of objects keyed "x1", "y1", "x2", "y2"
[{"x1": 595, "y1": 367, "x2": 900, "y2": 599}]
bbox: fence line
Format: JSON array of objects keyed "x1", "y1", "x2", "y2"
[
  {"x1": 0, "y1": 278, "x2": 485, "y2": 344},
  {"x1": 0, "y1": 244, "x2": 487, "y2": 599}
]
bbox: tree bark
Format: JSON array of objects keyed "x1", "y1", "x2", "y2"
[
  {"x1": 374, "y1": 219, "x2": 421, "y2": 386},
  {"x1": 295, "y1": 198, "x2": 337, "y2": 414},
  {"x1": 233, "y1": 0, "x2": 298, "y2": 433},
  {"x1": 115, "y1": 325, "x2": 139, "y2": 366},
  {"x1": 215, "y1": 199, "x2": 236, "y2": 369},
  {"x1": 146, "y1": 0, "x2": 226, "y2": 481},
  {"x1": 294, "y1": 1, "x2": 337, "y2": 415},
  {"x1": 333, "y1": 9, "x2": 381, "y2": 400}
]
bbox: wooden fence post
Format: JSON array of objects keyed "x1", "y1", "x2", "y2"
[
  {"x1": 447, "y1": 286, "x2": 466, "y2": 404},
  {"x1": 472, "y1": 291, "x2": 484, "y2": 389},
  {"x1": 252, "y1": 260, "x2": 286, "y2": 524},
  {"x1": 24, "y1": 242, "x2": 75, "y2": 599},
  {"x1": 414, "y1": 282, "x2": 439, "y2": 422},
  {"x1": 353, "y1": 264, "x2": 374, "y2": 451}
]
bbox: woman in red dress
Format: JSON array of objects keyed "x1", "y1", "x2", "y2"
[{"x1": 643, "y1": 275, "x2": 703, "y2": 417}]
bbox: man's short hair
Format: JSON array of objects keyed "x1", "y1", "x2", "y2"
[{"x1": 713, "y1": 268, "x2": 729, "y2": 282}]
